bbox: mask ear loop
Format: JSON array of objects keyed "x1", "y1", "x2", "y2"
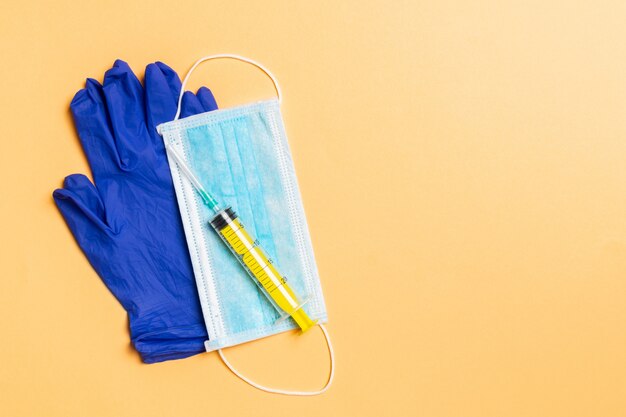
[
  {"x1": 218, "y1": 324, "x2": 335, "y2": 396},
  {"x1": 174, "y1": 53, "x2": 283, "y2": 121}
]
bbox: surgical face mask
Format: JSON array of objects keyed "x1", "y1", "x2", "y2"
[{"x1": 157, "y1": 55, "x2": 334, "y2": 395}]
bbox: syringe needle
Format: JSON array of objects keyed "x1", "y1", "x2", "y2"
[{"x1": 166, "y1": 145, "x2": 221, "y2": 213}]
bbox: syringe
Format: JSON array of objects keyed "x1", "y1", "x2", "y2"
[{"x1": 167, "y1": 146, "x2": 317, "y2": 332}]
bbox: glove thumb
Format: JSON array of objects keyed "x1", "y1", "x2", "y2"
[{"x1": 53, "y1": 174, "x2": 113, "y2": 241}]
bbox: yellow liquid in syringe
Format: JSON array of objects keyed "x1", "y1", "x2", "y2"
[{"x1": 210, "y1": 207, "x2": 317, "y2": 332}]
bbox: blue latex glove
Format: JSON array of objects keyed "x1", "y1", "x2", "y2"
[{"x1": 53, "y1": 60, "x2": 218, "y2": 363}]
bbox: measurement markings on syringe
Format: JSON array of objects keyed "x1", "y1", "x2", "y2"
[
  {"x1": 223, "y1": 225, "x2": 274, "y2": 286},
  {"x1": 227, "y1": 222, "x2": 298, "y2": 308},
  {"x1": 243, "y1": 253, "x2": 278, "y2": 291}
]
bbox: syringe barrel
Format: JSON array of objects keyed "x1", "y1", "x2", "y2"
[{"x1": 209, "y1": 207, "x2": 317, "y2": 332}]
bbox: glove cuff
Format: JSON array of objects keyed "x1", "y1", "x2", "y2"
[{"x1": 132, "y1": 324, "x2": 208, "y2": 364}]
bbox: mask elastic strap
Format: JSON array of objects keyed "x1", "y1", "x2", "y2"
[
  {"x1": 217, "y1": 324, "x2": 335, "y2": 396},
  {"x1": 174, "y1": 53, "x2": 283, "y2": 121}
]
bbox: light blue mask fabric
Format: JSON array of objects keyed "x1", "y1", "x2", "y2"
[{"x1": 158, "y1": 99, "x2": 327, "y2": 351}]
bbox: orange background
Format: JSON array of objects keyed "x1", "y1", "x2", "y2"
[{"x1": 1, "y1": 1, "x2": 626, "y2": 416}]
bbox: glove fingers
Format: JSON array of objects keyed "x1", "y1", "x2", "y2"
[
  {"x1": 71, "y1": 79, "x2": 123, "y2": 180},
  {"x1": 102, "y1": 60, "x2": 148, "y2": 165},
  {"x1": 53, "y1": 174, "x2": 112, "y2": 238},
  {"x1": 196, "y1": 87, "x2": 218, "y2": 112},
  {"x1": 155, "y1": 61, "x2": 182, "y2": 100},
  {"x1": 180, "y1": 91, "x2": 205, "y2": 118},
  {"x1": 145, "y1": 62, "x2": 180, "y2": 136}
]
